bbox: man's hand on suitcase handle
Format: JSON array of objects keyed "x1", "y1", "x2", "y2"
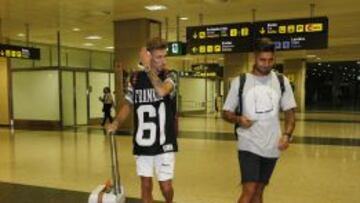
[{"x1": 107, "y1": 120, "x2": 119, "y2": 134}]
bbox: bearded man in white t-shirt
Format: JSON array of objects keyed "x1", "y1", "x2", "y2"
[{"x1": 222, "y1": 38, "x2": 296, "y2": 203}]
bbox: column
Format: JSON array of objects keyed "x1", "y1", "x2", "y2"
[
  {"x1": 283, "y1": 59, "x2": 306, "y2": 112},
  {"x1": 113, "y1": 18, "x2": 161, "y2": 132},
  {"x1": 0, "y1": 57, "x2": 10, "y2": 125}
]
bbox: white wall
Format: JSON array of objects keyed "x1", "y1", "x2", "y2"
[
  {"x1": 75, "y1": 72, "x2": 88, "y2": 125},
  {"x1": 62, "y1": 71, "x2": 75, "y2": 126},
  {"x1": 179, "y1": 77, "x2": 217, "y2": 113},
  {"x1": 13, "y1": 70, "x2": 60, "y2": 120}
]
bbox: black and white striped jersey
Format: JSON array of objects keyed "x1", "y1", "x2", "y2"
[{"x1": 125, "y1": 70, "x2": 178, "y2": 155}]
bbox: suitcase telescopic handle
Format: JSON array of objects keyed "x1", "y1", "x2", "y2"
[{"x1": 109, "y1": 131, "x2": 122, "y2": 194}]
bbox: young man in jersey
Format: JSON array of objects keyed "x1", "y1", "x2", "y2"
[
  {"x1": 222, "y1": 38, "x2": 296, "y2": 203},
  {"x1": 107, "y1": 37, "x2": 177, "y2": 203}
]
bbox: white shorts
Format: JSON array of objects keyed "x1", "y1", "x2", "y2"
[{"x1": 135, "y1": 152, "x2": 175, "y2": 181}]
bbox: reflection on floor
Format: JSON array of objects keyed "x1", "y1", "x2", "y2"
[{"x1": 0, "y1": 114, "x2": 359, "y2": 203}]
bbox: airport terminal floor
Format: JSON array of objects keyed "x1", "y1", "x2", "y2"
[{"x1": 0, "y1": 113, "x2": 359, "y2": 203}]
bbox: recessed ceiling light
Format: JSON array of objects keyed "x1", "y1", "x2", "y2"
[
  {"x1": 83, "y1": 43, "x2": 94, "y2": 46},
  {"x1": 90, "y1": 10, "x2": 112, "y2": 16},
  {"x1": 144, "y1": 5, "x2": 167, "y2": 11},
  {"x1": 72, "y1": 28, "x2": 80, "y2": 32},
  {"x1": 17, "y1": 33, "x2": 25, "y2": 37},
  {"x1": 306, "y1": 54, "x2": 316, "y2": 58},
  {"x1": 85, "y1": 35, "x2": 102, "y2": 40},
  {"x1": 105, "y1": 46, "x2": 114, "y2": 49},
  {"x1": 180, "y1": 17, "x2": 189, "y2": 21}
]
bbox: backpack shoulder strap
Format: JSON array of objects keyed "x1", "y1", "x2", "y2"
[
  {"x1": 234, "y1": 73, "x2": 247, "y2": 138},
  {"x1": 236, "y1": 73, "x2": 247, "y2": 115},
  {"x1": 276, "y1": 73, "x2": 285, "y2": 96}
]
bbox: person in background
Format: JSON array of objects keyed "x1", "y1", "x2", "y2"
[{"x1": 99, "y1": 86, "x2": 114, "y2": 126}]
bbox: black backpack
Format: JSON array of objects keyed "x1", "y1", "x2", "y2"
[{"x1": 234, "y1": 73, "x2": 285, "y2": 134}]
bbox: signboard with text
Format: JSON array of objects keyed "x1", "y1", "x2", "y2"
[
  {"x1": 167, "y1": 41, "x2": 186, "y2": 56},
  {"x1": 186, "y1": 22, "x2": 253, "y2": 54},
  {"x1": 0, "y1": 44, "x2": 40, "y2": 60},
  {"x1": 186, "y1": 16, "x2": 328, "y2": 54},
  {"x1": 254, "y1": 17, "x2": 328, "y2": 51}
]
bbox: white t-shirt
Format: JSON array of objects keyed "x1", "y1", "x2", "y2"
[{"x1": 223, "y1": 71, "x2": 296, "y2": 158}]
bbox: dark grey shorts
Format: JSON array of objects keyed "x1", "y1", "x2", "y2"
[{"x1": 238, "y1": 150, "x2": 278, "y2": 184}]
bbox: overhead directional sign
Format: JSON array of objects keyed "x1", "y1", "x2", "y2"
[
  {"x1": 186, "y1": 22, "x2": 253, "y2": 54},
  {"x1": 254, "y1": 16, "x2": 328, "y2": 51},
  {"x1": 0, "y1": 44, "x2": 40, "y2": 60},
  {"x1": 186, "y1": 16, "x2": 328, "y2": 54}
]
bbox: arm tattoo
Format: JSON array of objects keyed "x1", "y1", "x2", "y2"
[{"x1": 146, "y1": 69, "x2": 163, "y2": 88}]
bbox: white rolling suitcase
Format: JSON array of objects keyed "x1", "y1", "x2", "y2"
[{"x1": 88, "y1": 132, "x2": 126, "y2": 203}]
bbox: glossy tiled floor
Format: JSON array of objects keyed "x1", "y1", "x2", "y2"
[{"x1": 0, "y1": 113, "x2": 360, "y2": 203}]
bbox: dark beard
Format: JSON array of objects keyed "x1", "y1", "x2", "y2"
[{"x1": 254, "y1": 65, "x2": 272, "y2": 75}]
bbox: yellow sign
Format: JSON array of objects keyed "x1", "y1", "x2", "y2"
[
  {"x1": 296, "y1": 24, "x2": 304, "y2": 32},
  {"x1": 287, "y1": 25, "x2": 295, "y2": 33},
  {"x1": 199, "y1": 31, "x2": 206, "y2": 39},
  {"x1": 0, "y1": 44, "x2": 39, "y2": 59},
  {"x1": 259, "y1": 27, "x2": 266, "y2": 35},
  {"x1": 267, "y1": 28, "x2": 277, "y2": 34},
  {"x1": 230, "y1": 28, "x2": 238, "y2": 37},
  {"x1": 305, "y1": 23, "x2": 323, "y2": 32},
  {"x1": 192, "y1": 47, "x2": 198, "y2": 53},
  {"x1": 241, "y1": 28, "x2": 249, "y2": 36},
  {"x1": 193, "y1": 32, "x2": 198, "y2": 39},
  {"x1": 199, "y1": 45, "x2": 206, "y2": 53},
  {"x1": 207, "y1": 45, "x2": 214, "y2": 53},
  {"x1": 279, "y1": 26, "x2": 286, "y2": 34},
  {"x1": 214, "y1": 45, "x2": 221, "y2": 52}
]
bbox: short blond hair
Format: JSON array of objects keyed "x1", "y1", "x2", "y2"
[{"x1": 146, "y1": 37, "x2": 167, "y2": 52}]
